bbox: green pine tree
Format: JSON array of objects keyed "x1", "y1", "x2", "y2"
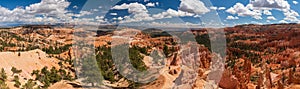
[
  {"x1": 11, "y1": 67, "x2": 22, "y2": 76},
  {"x1": 80, "y1": 55, "x2": 103, "y2": 87},
  {"x1": 22, "y1": 79, "x2": 36, "y2": 89},
  {"x1": 0, "y1": 68, "x2": 9, "y2": 89}
]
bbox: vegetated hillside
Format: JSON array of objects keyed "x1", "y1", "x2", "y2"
[
  {"x1": 0, "y1": 49, "x2": 59, "y2": 88},
  {"x1": 0, "y1": 26, "x2": 77, "y2": 89},
  {"x1": 2, "y1": 23, "x2": 300, "y2": 89}
]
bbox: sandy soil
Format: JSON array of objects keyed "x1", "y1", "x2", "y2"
[
  {"x1": 0, "y1": 49, "x2": 60, "y2": 88},
  {"x1": 49, "y1": 80, "x2": 82, "y2": 89}
]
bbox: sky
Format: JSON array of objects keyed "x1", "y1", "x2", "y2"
[{"x1": 0, "y1": 0, "x2": 300, "y2": 27}]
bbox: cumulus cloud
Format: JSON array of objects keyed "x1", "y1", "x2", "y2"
[
  {"x1": 250, "y1": 0, "x2": 290, "y2": 10},
  {"x1": 73, "y1": 5, "x2": 78, "y2": 9},
  {"x1": 92, "y1": 9, "x2": 99, "y2": 12},
  {"x1": 111, "y1": 2, "x2": 153, "y2": 22},
  {"x1": 226, "y1": 0, "x2": 299, "y2": 22},
  {"x1": 112, "y1": 2, "x2": 197, "y2": 23},
  {"x1": 0, "y1": 0, "x2": 70, "y2": 23},
  {"x1": 279, "y1": 20, "x2": 288, "y2": 23},
  {"x1": 95, "y1": 16, "x2": 106, "y2": 23},
  {"x1": 293, "y1": 1, "x2": 298, "y2": 4},
  {"x1": 226, "y1": 3, "x2": 262, "y2": 19},
  {"x1": 110, "y1": 13, "x2": 117, "y2": 16},
  {"x1": 156, "y1": 2, "x2": 159, "y2": 6},
  {"x1": 0, "y1": 0, "x2": 100, "y2": 24},
  {"x1": 249, "y1": 0, "x2": 297, "y2": 21},
  {"x1": 146, "y1": 3, "x2": 155, "y2": 7},
  {"x1": 152, "y1": 9, "x2": 194, "y2": 19},
  {"x1": 95, "y1": 16, "x2": 104, "y2": 20},
  {"x1": 283, "y1": 10, "x2": 299, "y2": 22},
  {"x1": 117, "y1": 17, "x2": 123, "y2": 20},
  {"x1": 25, "y1": 0, "x2": 71, "y2": 18},
  {"x1": 112, "y1": 3, "x2": 148, "y2": 15},
  {"x1": 226, "y1": 16, "x2": 239, "y2": 20},
  {"x1": 267, "y1": 16, "x2": 276, "y2": 20},
  {"x1": 210, "y1": 6, "x2": 226, "y2": 10},
  {"x1": 218, "y1": 7, "x2": 226, "y2": 10},
  {"x1": 111, "y1": 3, "x2": 129, "y2": 9},
  {"x1": 263, "y1": 10, "x2": 272, "y2": 15},
  {"x1": 112, "y1": 17, "x2": 123, "y2": 21},
  {"x1": 121, "y1": 8, "x2": 195, "y2": 23},
  {"x1": 179, "y1": 0, "x2": 210, "y2": 14},
  {"x1": 210, "y1": 6, "x2": 218, "y2": 10},
  {"x1": 72, "y1": 11, "x2": 93, "y2": 17}
]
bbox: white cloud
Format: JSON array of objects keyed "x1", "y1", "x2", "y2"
[
  {"x1": 226, "y1": 0, "x2": 299, "y2": 22},
  {"x1": 218, "y1": 7, "x2": 226, "y2": 10},
  {"x1": 293, "y1": 1, "x2": 298, "y2": 4},
  {"x1": 0, "y1": 0, "x2": 109, "y2": 25},
  {"x1": 95, "y1": 16, "x2": 104, "y2": 20},
  {"x1": 146, "y1": 3, "x2": 155, "y2": 7},
  {"x1": 72, "y1": 11, "x2": 92, "y2": 17},
  {"x1": 112, "y1": 17, "x2": 123, "y2": 21},
  {"x1": 95, "y1": 16, "x2": 107, "y2": 23},
  {"x1": 250, "y1": 21, "x2": 263, "y2": 24},
  {"x1": 112, "y1": 2, "x2": 153, "y2": 22},
  {"x1": 263, "y1": 10, "x2": 272, "y2": 15},
  {"x1": 226, "y1": 16, "x2": 239, "y2": 20},
  {"x1": 110, "y1": 1, "x2": 210, "y2": 23},
  {"x1": 95, "y1": 16, "x2": 106, "y2": 23},
  {"x1": 156, "y1": 2, "x2": 159, "y2": 6},
  {"x1": 0, "y1": 0, "x2": 74, "y2": 23},
  {"x1": 122, "y1": 8, "x2": 195, "y2": 23},
  {"x1": 267, "y1": 16, "x2": 276, "y2": 20},
  {"x1": 210, "y1": 6, "x2": 226, "y2": 10},
  {"x1": 250, "y1": 0, "x2": 290, "y2": 10},
  {"x1": 92, "y1": 9, "x2": 99, "y2": 12},
  {"x1": 210, "y1": 6, "x2": 218, "y2": 10},
  {"x1": 152, "y1": 9, "x2": 194, "y2": 19},
  {"x1": 111, "y1": 3, "x2": 131, "y2": 9},
  {"x1": 73, "y1": 5, "x2": 78, "y2": 9},
  {"x1": 284, "y1": 16, "x2": 298, "y2": 22},
  {"x1": 111, "y1": 3, "x2": 148, "y2": 15},
  {"x1": 226, "y1": 3, "x2": 250, "y2": 15},
  {"x1": 279, "y1": 20, "x2": 288, "y2": 23},
  {"x1": 110, "y1": 13, "x2": 117, "y2": 16},
  {"x1": 179, "y1": 0, "x2": 210, "y2": 14},
  {"x1": 226, "y1": 3, "x2": 262, "y2": 19},
  {"x1": 25, "y1": 0, "x2": 71, "y2": 18},
  {"x1": 112, "y1": 2, "x2": 197, "y2": 23},
  {"x1": 117, "y1": 17, "x2": 123, "y2": 20},
  {"x1": 283, "y1": 10, "x2": 299, "y2": 22}
]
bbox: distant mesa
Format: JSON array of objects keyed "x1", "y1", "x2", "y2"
[
  {"x1": 234, "y1": 23, "x2": 299, "y2": 28},
  {"x1": 142, "y1": 28, "x2": 172, "y2": 38},
  {"x1": 98, "y1": 24, "x2": 118, "y2": 29}
]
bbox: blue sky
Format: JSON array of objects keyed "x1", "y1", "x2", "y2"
[{"x1": 0, "y1": 0, "x2": 299, "y2": 27}]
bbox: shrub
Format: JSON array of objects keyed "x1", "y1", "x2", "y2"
[
  {"x1": 13, "y1": 75, "x2": 21, "y2": 88},
  {"x1": 0, "y1": 68, "x2": 9, "y2": 89},
  {"x1": 22, "y1": 79, "x2": 36, "y2": 89},
  {"x1": 11, "y1": 67, "x2": 22, "y2": 76}
]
